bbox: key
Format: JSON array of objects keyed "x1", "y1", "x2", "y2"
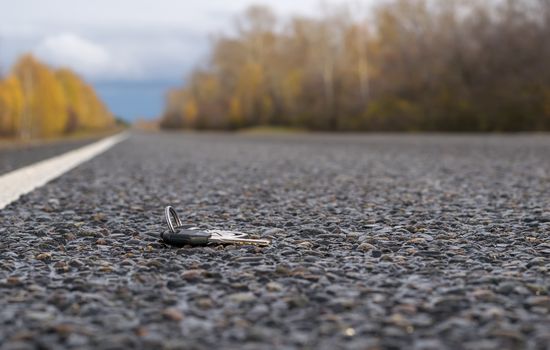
[{"x1": 162, "y1": 206, "x2": 271, "y2": 247}]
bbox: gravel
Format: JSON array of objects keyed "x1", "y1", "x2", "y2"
[{"x1": 1, "y1": 132, "x2": 549, "y2": 349}]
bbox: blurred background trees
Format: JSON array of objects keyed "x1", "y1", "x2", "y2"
[
  {"x1": 0, "y1": 54, "x2": 114, "y2": 139},
  {"x1": 161, "y1": 0, "x2": 550, "y2": 132}
]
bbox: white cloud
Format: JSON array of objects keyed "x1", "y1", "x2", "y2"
[{"x1": 34, "y1": 33, "x2": 141, "y2": 79}]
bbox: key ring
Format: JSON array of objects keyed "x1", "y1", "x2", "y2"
[
  {"x1": 165, "y1": 206, "x2": 248, "y2": 239},
  {"x1": 165, "y1": 206, "x2": 183, "y2": 233}
]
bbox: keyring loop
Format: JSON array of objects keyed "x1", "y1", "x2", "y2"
[{"x1": 165, "y1": 206, "x2": 182, "y2": 233}]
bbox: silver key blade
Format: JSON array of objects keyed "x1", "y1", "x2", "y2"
[
  {"x1": 207, "y1": 230, "x2": 271, "y2": 247},
  {"x1": 209, "y1": 236, "x2": 271, "y2": 246}
]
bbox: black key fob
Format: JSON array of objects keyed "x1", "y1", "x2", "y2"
[{"x1": 161, "y1": 229, "x2": 211, "y2": 247}]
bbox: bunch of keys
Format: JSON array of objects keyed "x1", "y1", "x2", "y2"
[{"x1": 162, "y1": 206, "x2": 271, "y2": 247}]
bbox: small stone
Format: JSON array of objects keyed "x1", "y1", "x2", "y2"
[
  {"x1": 181, "y1": 269, "x2": 205, "y2": 281},
  {"x1": 388, "y1": 313, "x2": 410, "y2": 328},
  {"x1": 300, "y1": 227, "x2": 329, "y2": 236},
  {"x1": 275, "y1": 264, "x2": 291, "y2": 276},
  {"x1": 53, "y1": 261, "x2": 69, "y2": 273},
  {"x1": 263, "y1": 228, "x2": 285, "y2": 235},
  {"x1": 331, "y1": 298, "x2": 356, "y2": 310},
  {"x1": 525, "y1": 296, "x2": 550, "y2": 308},
  {"x1": 497, "y1": 282, "x2": 517, "y2": 295},
  {"x1": 266, "y1": 282, "x2": 283, "y2": 292},
  {"x1": 527, "y1": 257, "x2": 546, "y2": 268},
  {"x1": 471, "y1": 289, "x2": 495, "y2": 300},
  {"x1": 135, "y1": 326, "x2": 148, "y2": 337},
  {"x1": 7, "y1": 276, "x2": 23, "y2": 286},
  {"x1": 53, "y1": 324, "x2": 74, "y2": 335},
  {"x1": 285, "y1": 294, "x2": 309, "y2": 308},
  {"x1": 346, "y1": 232, "x2": 362, "y2": 241},
  {"x1": 228, "y1": 292, "x2": 256, "y2": 303},
  {"x1": 407, "y1": 237, "x2": 426, "y2": 244},
  {"x1": 92, "y1": 212, "x2": 106, "y2": 222},
  {"x1": 485, "y1": 307, "x2": 505, "y2": 318},
  {"x1": 10, "y1": 330, "x2": 35, "y2": 341},
  {"x1": 343, "y1": 327, "x2": 356, "y2": 337},
  {"x1": 248, "y1": 304, "x2": 269, "y2": 321},
  {"x1": 380, "y1": 254, "x2": 393, "y2": 261},
  {"x1": 297, "y1": 241, "x2": 313, "y2": 249},
  {"x1": 413, "y1": 339, "x2": 444, "y2": 349},
  {"x1": 358, "y1": 243, "x2": 375, "y2": 252},
  {"x1": 69, "y1": 259, "x2": 84, "y2": 268},
  {"x1": 66, "y1": 334, "x2": 88, "y2": 347},
  {"x1": 26, "y1": 311, "x2": 54, "y2": 321},
  {"x1": 196, "y1": 297, "x2": 214, "y2": 309},
  {"x1": 35, "y1": 252, "x2": 52, "y2": 261},
  {"x1": 526, "y1": 284, "x2": 547, "y2": 295},
  {"x1": 99, "y1": 265, "x2": 113, "y2": 273},
  {"x1": 162, "y1": 307, "x2": 184, "y2": 321}
]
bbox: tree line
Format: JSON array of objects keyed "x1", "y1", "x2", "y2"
[
  {"x1": 0, "y1": 54, "x2": 114, "y2": 138},
  {"x1": 161, "y1": 0, "x2": 550, "y2": 132}
]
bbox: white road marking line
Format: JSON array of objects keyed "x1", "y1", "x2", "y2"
[{"x1": 0, "y1": 133, "x2": 128, "y2": 210}]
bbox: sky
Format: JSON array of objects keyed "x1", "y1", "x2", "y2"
[{"x1": 0, "y1": 0, "x2": 361, "y2": 121}]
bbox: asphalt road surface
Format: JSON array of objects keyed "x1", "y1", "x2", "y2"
[{"x1": 1, "y1": 132, "x2": 549, "y2": 350}]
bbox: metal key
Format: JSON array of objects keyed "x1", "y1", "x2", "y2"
[{"x1": 162, "y1": 206, "x2": 270, "y2": 247}]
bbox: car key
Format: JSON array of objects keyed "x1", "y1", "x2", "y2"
[{"x1": 163, "y1": 206, "x2": 271, "y2": 247}]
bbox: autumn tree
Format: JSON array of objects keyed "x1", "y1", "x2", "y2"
[
  {"x1": 13, "y1": 55, "x2": 68, "y2": 137},
  {"x1": 0, "y1": 75, "x2": 24, "y2": 136},
  {"x1": 57, "y1": 68, "x2": 114, "y2": 131},
  {"x1": 161, "y1": 1, "x2": 550, "y2": 132},
  {"x1": 0, "y1": 54, "x2": 114, "y2": 138}
]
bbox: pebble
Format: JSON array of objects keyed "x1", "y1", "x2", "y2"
[
  {"x1": 181, "y1": 269, "x2": 205, "y2": 281},
  {"x1": 357, "y1": 243, "x2": 375, "y2": 252},
  {"x1": 371, "y1": 250, "x2": 383, "y2": 258},
  {"x1": 228, "y1": 292, "x2": 256, "y2": 303},
  {"x1": 162, "y1": 308, "x2": 184, "y2": 321},
  {"x1": 266, "y1": 282, "x2": 283, "y2": 292},
  {"x1": 35, "y1": 252, "x2": 52, "y2": 261}
]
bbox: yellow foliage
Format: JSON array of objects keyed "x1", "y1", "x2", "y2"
[
  {"x1": 57, "y1": 68, "x2": 113, "y2": 130},
  {"x1": 282, "y1": 69, "x2": 303, "y2": 106},
  {"x1": 229, "y1": 96, "x2": 243, "y2": 126},
  {"x1": 0, "y1": 75, "x2": 24, "y2": 136},
  {"x1": 261, "y1": 95, "x2": 273, "y2": 121},
  {"x1": 56, "y1": 69, "x2": 86, "y2": 131},
  {"x1": 183, "y1": 97, "x2": 199, "y2": 125},
  {"x1": 544, "y1": 89, "x2": 550, "y2": 118},
  {"x1": 238, "y1": 62, "x2": 264, "y2": 96},
  {"x1": 196, "y1": 74, "x2": 220, "y2": 100},
  {"x1": 79, "y1": 84, "x2": 113, "y2": 129},
  {"x1": 0, "y1": 54, "x2": 113, "y2": 138},
  {"x1": 13, "y1": 54, "x2": 68, "y2": 137}
]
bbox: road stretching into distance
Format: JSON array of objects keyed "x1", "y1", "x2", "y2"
[{"x1": 1, "y1": 132, "x2": 549, "y2": 349}]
